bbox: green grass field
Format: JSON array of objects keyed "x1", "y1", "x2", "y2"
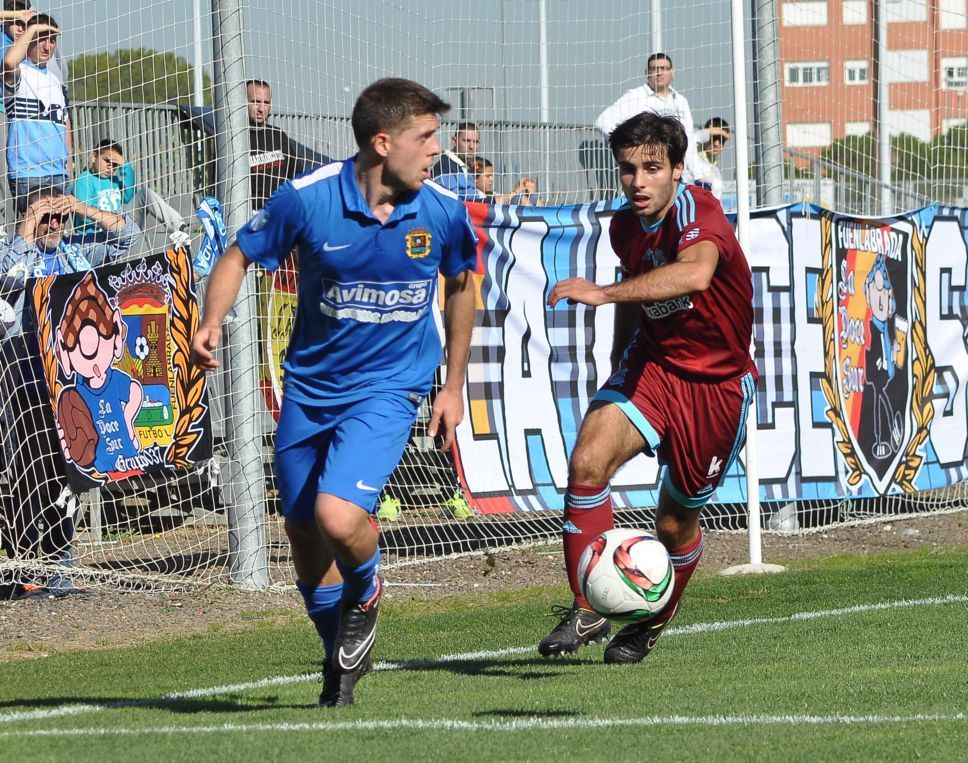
[{"x1": 1, "y1": 547, "x2": 966, "y2": 762}]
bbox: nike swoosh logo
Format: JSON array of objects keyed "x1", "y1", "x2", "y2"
[
  {"x1": 338, "y1": 627, "x2": 377, "y2": 671},
  {"x1": 356, "y1": 480, "x2": 379, "y2": 492},
  {"x1": 575, "y1": 617, "x2": 607, "y2": 637},
  {"x1": 646, "y1": 633, "x2": 661, "y2": 652},
  {"x1": 323, "y1": 242, "x2": 350, "y2": 252}
]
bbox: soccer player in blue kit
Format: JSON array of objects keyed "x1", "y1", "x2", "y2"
[{"x1": 190, "y1": 78, "x2": 478, "y2": 707}]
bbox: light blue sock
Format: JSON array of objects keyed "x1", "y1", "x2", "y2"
[
  {"x1": 296, "y1": 581, "x2": 342, "y2": 659},
  {"x1": 335, "y1": 548, "x2": 380, "y2": 606}
]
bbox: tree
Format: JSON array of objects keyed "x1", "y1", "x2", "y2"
[{"x1": 70, "y1": 48, "x2": 212, "y2": 105}]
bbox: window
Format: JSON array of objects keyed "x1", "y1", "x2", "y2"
[
  {"x1": 782, "y1": 2, "x2": 828, "y2": 26},
  {"x1": 843, "y1": 1, "x2": 867, "y2": 24},
  {"x1": 845, "y1": 122, "x2": 871, "y2": 137},
  {"x1": 941, "y1": 57, "x2": 968, "y2": 89},
  {"x1": 845, "y1": 60, "x2": 869, "y2": 85},
  {"x1": 884, "y1": 50, "x2": 929, "y2": 84},
  {"x1": 940, "y1": 0, "x2": 967, "y2": 29},
  {"x1": 883, "y1": 0, "x2": 927, "y2": 23},
  {"x1": 785, "y1": 62, "x2": 830, "y2": 87},
  {"x1": 787, "y1": 122, "x2": 832, "y2": 148}
]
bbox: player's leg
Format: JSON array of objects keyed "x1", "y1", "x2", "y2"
[
  {"x1": 605, "y1": 370, "x2": 756, "y2": 664},
  {"x1": 603, "y1": 484, "x2": 702, "y2": 664},
  {"x1": 539, "y1": 400, "x2": 647, "y2": 656},
  {"x1": 275, "y1": 399, "x2": 344, "y2": 706},
  {"x1": 314, "y1": 393, "x2": 420, "y2": 705}
]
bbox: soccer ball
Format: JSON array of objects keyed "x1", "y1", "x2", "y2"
[{"x1": 578, "y1": 528, "x2": 674, "y2": 620}]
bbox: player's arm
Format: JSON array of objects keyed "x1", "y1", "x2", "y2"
[
  {"x1": 428, "y1": 269, "x2": 475, "y2": 450},
  {"x1": 190, "y1": 245, "x2": 252, "y2": 370},
  {"x1": 548, "y1": 241, "x2": 719, "y2": 308}
]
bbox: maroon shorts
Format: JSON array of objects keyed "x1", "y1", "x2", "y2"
[{"x1": 594, "y1": 359, "x2": 757, "y2": 508}]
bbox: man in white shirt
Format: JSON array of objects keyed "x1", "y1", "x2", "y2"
[{"x1": 595, "y1": 53, "x2": 712, "y2": 183}]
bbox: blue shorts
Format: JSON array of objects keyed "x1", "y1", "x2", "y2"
[{"x1": 274, "y1": 392, "x2": 421, "y2": 519}]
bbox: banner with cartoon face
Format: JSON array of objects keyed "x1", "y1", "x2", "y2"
[{"x1": 30, "y1": 249, "x2": 212, "y2": 491}]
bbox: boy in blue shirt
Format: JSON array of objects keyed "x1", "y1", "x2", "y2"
[
  {"x1": 71, "y1": 139, "x2": 137, "y2": 235},
  {"x1": 191, "y1": 78, "x2": 478, "y2": 707}
]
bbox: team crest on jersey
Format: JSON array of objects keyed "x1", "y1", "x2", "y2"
[{"x1": 406, "y1": 228, "x2": 432, "y2": 259}]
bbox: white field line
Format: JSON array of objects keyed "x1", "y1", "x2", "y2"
[
  {"x1": 1, "y1": 594, "x2": 965, "y2": 726},
  {"x1": 1, "y1": 713, "x2": 966, "y2": 739}
]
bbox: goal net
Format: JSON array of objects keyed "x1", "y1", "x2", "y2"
[{"x1": 0, "y1": 0, "x2": 966, "y2": 594}]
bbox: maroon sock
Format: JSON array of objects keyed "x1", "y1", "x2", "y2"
[
  {"x1": 654, "y1": 529, "x2": 705, "y2": 625},
  {"x1": 563, "y1": 483, "x2": 614, "y2": 609}
]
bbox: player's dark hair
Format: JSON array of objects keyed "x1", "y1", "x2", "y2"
[
  {"x1": 609, "y1": 112, "x2": 688, "y2": 169},
  {"x1": 456, "y1": 121, "x2": 477, "y2": 134},
  {"x1": 4, "y1": 0, "x2": 30, "y2": 13},
  {"x1": 245, "y1": 79, "x2": 271, "y2": 91},
  {"x1": 352, "y1": 78, "x2": 450, "y2": 149},
  {"x1": 96, "y1": 138, "x2": 124, "y2": 156},
  {"x1": 647, "y1": 52, "x2": 672, "y2": 69},
  {"x1": 472, "y1": 156, "x2": 493, "y2": 173}
]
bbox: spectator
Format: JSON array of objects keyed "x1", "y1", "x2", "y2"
[
  {"x1": 247, "y1": 78, "x2": 309, "y2": 210},
  {"x1": 594, "y1": 52, "x2": 701, "y2": 183},
  {"x1": 0, "y1": 188, "x2": 140, "y2": 598},
  {"x1": 0, "y1": 1, "x2": 64, "y2": 83},
  {"x1": 431, "y1": 122, "x2": 482, "y2": 200},
  {"x1": 472, "y1": 156, "x2": 543, "y2": 206},
  {"x1": 693, "y1": 117, "x2": 730, "y2": 200},
  {"x1": 72, "y1": 137, "x2": 189, "y2": 249},
  {"x1": 71, "y1": 139, "x2": 136, "y2": 234},
  {"x1": 2, "y1": 13, "x2": 71, "y2": 216},
  {"x1": 0, "y1": 1, "x2": 32, "y2": 58}
]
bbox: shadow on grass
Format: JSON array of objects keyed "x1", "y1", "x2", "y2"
[
  {"x1": 383, "y1": 654, "x2": 599, "y2": 680},
  {"x1": 0, "y1": 694, "x2": 313, "y2": 714}
]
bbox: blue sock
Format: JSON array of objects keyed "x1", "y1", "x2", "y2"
[
  {"x1": 335, "y1": 548, "x2": 380, "y2": 606},
  {"x1": 295, "y1": 581, "x2": 342, "y2": 659}
]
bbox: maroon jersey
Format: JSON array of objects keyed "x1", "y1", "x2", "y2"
[{"x1": 609, "y1": 183, "x2": 754, "y2": 381}]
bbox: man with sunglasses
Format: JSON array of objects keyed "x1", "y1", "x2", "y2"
[
  {"x1": 3, "y1": 12, "x2": 72, "y2": 216},
  {"x1": 0, "y1": 188, "x2": 139, "y2": 599}
]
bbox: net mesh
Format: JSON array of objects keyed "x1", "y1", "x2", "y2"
[{"x1": 0, "y1": 0, "x2": 965, "y2": 593}]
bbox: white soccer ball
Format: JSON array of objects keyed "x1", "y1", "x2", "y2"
[{"x1": 577, "y1": 528, "x2": 674, "y2": 620}]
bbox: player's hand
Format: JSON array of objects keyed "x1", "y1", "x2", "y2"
[
  {"x1": 190, "y1": 325, "x2": 222, "y2": 370},
  {"x1": 547, "y1": 277, "x2": 609, "y2": 308},
  {"x1": 427, "y1": 385, "x2": 464, "y2": 451}
]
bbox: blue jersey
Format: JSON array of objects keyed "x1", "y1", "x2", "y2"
[{"x1": 236, "y1": 157, "x2": 478, "y2": 406}]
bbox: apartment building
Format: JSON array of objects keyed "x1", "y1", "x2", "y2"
[{"x1": 780, "y1": 0, "x2": 968, "y2": 150}]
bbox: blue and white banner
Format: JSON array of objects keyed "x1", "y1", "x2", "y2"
[{"x1": 454, "y1": 201, "x2": 968, "y2": 512}]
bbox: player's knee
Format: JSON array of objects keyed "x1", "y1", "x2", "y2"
[
  {"x1": 284, "y1": 519, "x2": 321, "y2": 554},
  {"x1": 314, "y1": 501, "x2": 371, "y2": 547},
  {"x1": 568, "y1": 444, "x2": 610, "y2": 485}
]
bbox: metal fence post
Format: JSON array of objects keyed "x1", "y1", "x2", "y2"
[
  {"x1": 210, "y1": 0, "x2": 269, "y2": 587},
  {"x1": 752, "y1": 0, "x2": 785, "y2": 207}
]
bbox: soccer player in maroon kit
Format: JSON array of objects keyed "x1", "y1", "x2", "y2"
[{"x1": 540, "y1": 112, "x2": 757, "y2": 663}]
